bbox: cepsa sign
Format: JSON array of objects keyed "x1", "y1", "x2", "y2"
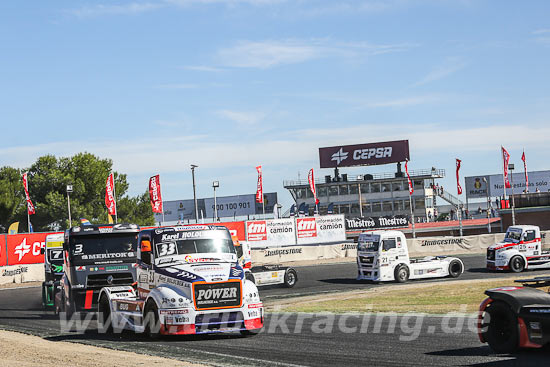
[
  {"x1": 319, "y1": 140, "x2": 410, "y2": 168},
  {"x1": 6, "y1": 233, "x2": 60, "y2": 265}
]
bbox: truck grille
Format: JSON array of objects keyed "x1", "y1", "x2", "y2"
[
  {"x1": 487, "y1": 249, "x2": 495, "y2": 261},
  {"x1": 193, "y1": 281, "x2": 242, "y2": 310},
  {"x1": 359, "y1": 256, "x2": 374, "y2": 265},
  {"x1": 195, "y1": 312, "x2": 244, "y2": 332},
  {"x1": 86, "y1": 273, "x2": 134, "y2": 289}
]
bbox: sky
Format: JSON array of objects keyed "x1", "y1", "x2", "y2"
[{"x1": 1, "y1": 0, "x2": 550, "y2": 210}]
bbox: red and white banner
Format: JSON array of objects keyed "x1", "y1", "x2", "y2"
[
  {"x1": 522, "y1": 151, "x2": 529, "y2": 191},
  {"x1": 5, "y1": 233, "x2": 61, "y2": 265},
  {"x1": 456, "y1": 158, "x2": 463, "y2": 195},
  {"x1": 22, "y1": 172, "x2": 35, "y2": 215},
  {"x1": 502, "y1": 147, "x2": 511, "y2": 189},
  {"x1": 308, "y1": 169, "x2": 320, "y2": 205},
  {"x1": 297, "y1": 217, "x2": 317, "y2": 239},
  {"x1": 255, "y1": 165, "x2": 263, "y2": 204},
  {"x1": 405, "y1": 160, "x2": 414, "y2": 195},
  {"x1": 247, "y1": 220, "x2": 268, "y2": 241},
  {"x1": 148, "y1": 175, "x2": 163, "y2": 214},
  {"x1": 105, "y1": 173, "x2": 117, "y2": 216}
]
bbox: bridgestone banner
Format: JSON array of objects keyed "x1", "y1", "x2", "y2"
[{"x1": 345, "y1": 215, "x2": 409, "y2": 231}]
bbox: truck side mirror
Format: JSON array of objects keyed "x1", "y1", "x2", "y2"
[
  {"x1": 141, "y1": 240, "x2": 152, "y2": 253},
  {"x1": 40, "y1": 247, "x2": 45, "y2": 255}
]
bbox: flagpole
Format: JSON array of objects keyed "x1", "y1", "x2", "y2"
[
  {"x1": 27, "y1": 206, "x2": 31, "y2": 233},
  {"x1": 409, "y1": 194, "x2": 415, "y2": 238}
]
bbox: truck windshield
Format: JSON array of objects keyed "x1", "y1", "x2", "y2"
[
  {"x1": 504, "y1": 230, "x2": 522, "y2": 243},
  {"x1": 358, "y1": 239, "x2": 379, "y2": 252},
  {"x1": 155, "y1": 238, "x2": 235, "y2": 257},
  {"x1": 69, "y1": 233, "x2": 138, "y2": 265}
]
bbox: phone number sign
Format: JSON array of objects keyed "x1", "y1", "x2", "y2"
[{"x1": 204, "y1": 194, "x2": 257, "y2": 219}]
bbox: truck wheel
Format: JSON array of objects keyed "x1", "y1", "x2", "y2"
[
  {"x1": 448, "y1": 260, "x2": 463, "y2": 278},
  {"x1": 394, "y1": 265, "x2": 409, "y2": 283},
  {"x1": 144, "y1": 303, "x2": 161, "y2": 339},
  {"x1": 245, "y1": 272, "x2": 256, "y2": 284},
  {"x1": 284, "y1": 269, "x2": 298, "y2": 288},
  {"x1": 509, "y1": 256, "x2": 525, "y2": 273},
  {"x1": 485, "y1": 301, "x2": 519, "y2": 353},
  {"x1": 41, "y1": 283, "x2": 47, "y2": 309},
  {"x1": 97, "y1": 296, "x2": 113, "y2": 333}
]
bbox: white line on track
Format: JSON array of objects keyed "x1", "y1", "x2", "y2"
[{"x1": 0, "y1": 285, "x2": 41, "y2": 291}]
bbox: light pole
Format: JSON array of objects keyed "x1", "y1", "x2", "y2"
[
  {"x1": 482, "y1": 177, "x2": 491, "y2": 233},
  {"x1": 357, "y1": 175, "x2": 363, "y2": 217},
  {"x1": 212, "y1": 180, "x2": 219, "y2": 221},
  {"x1": 191, "y1": 164, "x2": 199, "y2": 223},
  {"x1": 509, "y1": 163, "x2": 516, "y2": 225},
  {"x1": 66, "y1": 184, "x2": 73, "y2": 228}
]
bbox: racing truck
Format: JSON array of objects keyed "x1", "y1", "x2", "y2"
[
  {"x1": 479, "y1": 277, "x2": 550, "y2": 353},
  {"x1": 96, "y1": 225, "x2": 264, "y2": 337},
  {"x1": 486, "y1": 225, "x2": 550, "y2": 273},
  {"x1": 55, "y1": 223, "x2": 140, "y2": 317},
  {"x1": 357, "y1": 230, "x2": 464, "y2": 282},
  {"x1": 233, "y1": 236, "x2": 298, "y2": 288},
  {"x1": 41, "y1": 233, "x2": 64, "y2": 309}
]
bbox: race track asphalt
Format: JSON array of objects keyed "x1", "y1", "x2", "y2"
[{"x1": 0, "y1": 254, "x2": 549, "y2": 366}]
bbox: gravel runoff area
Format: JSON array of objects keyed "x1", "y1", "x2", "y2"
[{"x1": 0, "y1": 329, "x2": 204, "y2": 367}]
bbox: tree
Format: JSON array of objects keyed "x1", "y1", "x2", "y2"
[{"x1": 0, "y1": 153, "x2": 155, "y2": 232}]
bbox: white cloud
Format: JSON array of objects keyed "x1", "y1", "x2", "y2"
[
  {"x1": 154, "y1": 83, "x2": 199, "y2": 89},
  {"x1": 532, "y1": 29, "x2": 550, "y2": 35},
  {"x1": 218, "y1": 39, "x2": 416, "y2": 69},
  {"x1": 69, "y1": 2, "x2": 163, "y2": 17},
  {"x1": 217, "y1": 109, "x2": 267, "y2": 125},
  {"x1": 182, "y1": 65, "x2": 224, "y2": 72},
  {"x1": 413, "y1": 57, "x2": 467, "y2": 86},
  {"x1": 361, "y1": 95, "x2": 440, "y2": 108}
]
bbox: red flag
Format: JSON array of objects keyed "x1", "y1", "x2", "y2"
[
  {"x1": 502, "y1": 147, "x2": 511, "y2": 189},
  {"x1": 105, "y1": 173, "x2": 117, "y2": 216},
  {"x1": 456, "y1": 158, "x2": 463, "y2": 195},
  {"x1": 521, "y1": 150, "x2": 529, "y2": 192},
  {"x1": 148, "y1": 175, "x2": 163, "y2": 214},
  {"x1": 308, "y1": 169, "x2": 320, "y2": 205},
  {"x1": 22, "y1": 172, "x2": 35, "y2": 215},
  {"x1": 255, "y1": 165, "x2": 263, "y2": 203},
  {"x1": 405, "y1": 160, "x2": 414, "y2": 195}
]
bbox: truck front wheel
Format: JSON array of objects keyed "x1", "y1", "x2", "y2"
[
  {"x1": 144, "y1": 302, "x2": 161, "y2": 339},
  {"x1": 448, "y1": 260, "x2": 463, "y2": 278},
  {"x1": 485, "y1": 301, "x2": 519, "y2": 353},
  {"x1": 394, "y1": 265, "x2": 409, "y2": 283},
  {"x1": 284, "y1": 269, "x2": 298, "y2": 288},
  {"x1": 97, "y1": 296, "x2": 112, "y2": 333},
  {"x1": 509, "y1": 256, "x2": 525, "y2": 273}
]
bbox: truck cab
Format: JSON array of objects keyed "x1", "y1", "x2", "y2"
[
  {"x1": 357, "y1": 230, "x2": 463, "y2": 282},
  {"x1": 97, "y1": 225, "x2": 263, "y2": 337},
  {"x1": 41, "y1": 233, "x2": 64, "y2": 309},
  {"x1": 56, "y1": 223, "x2": 140, "y2": 316},
  {"x1": 487, "y1": 225, "x2": 549, "y2": 272}
]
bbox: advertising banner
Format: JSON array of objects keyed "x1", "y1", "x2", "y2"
[
  {"x1": 148, "y1": 175, "x2": 163, "y2": 214},
  {"x1": 6, "y1": 232, "x2": 60, "y2": 265},
  {"x1": 0, "y1": 263, "x2": 44, "y2": 285},
  {"x1": 465, "y1": 170, "x2": 550, "y2": 199},
  {"x1": 345, "y1": 215, "x2": 409, "y2": 231},
  {"x1": 319, "y1": 140, "x2": 409, "y2": 168},
  {"x1": 296, "y1": 215, "x2": 346, "y2": 245},
  {"x1": 0, "y1": 235, "x2": 6, "y2": 267},
  {"x1": 246, "y1": 218, "x2": 296, "y2": 248},
  {"x1": 251, "y1": 242, "x2": 356, "y2": 265},
  {"x1": 204, "y1": 194, "x2": 257, "y2": 219}
]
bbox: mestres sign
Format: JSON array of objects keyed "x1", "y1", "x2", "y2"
[{"x1": 319, "y1": 140, "x2": 410, "y2": 168}]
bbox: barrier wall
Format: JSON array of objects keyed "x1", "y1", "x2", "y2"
[
  {"x1": 251, "y1": 242, "x2": 357, "y2": 265},
  {"x1": 0, "y1": 263, "x2": 44, "y2": 285}
]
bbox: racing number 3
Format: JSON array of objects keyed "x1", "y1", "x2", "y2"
[{"x1": 158, "y1": 243, "x2": 176, "y2": 256}]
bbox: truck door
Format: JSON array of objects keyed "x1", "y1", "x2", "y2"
[
  {"x1": 381, "y1": 238, "x2": 398, "y2": 262},
  {"x1": 137, "y1": 237, "x2": 154, "y2": 297},
  {"x1": 523, "y1": 229, "x2": 538, "y2": 255}
]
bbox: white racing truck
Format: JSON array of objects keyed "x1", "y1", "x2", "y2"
[
  {"x1": 486, "y1": 225, "x2": 550, "y2": 272},
  {"x1": 357, "y1": 230, "x2": 464, "y2": 282},
  {"x1": 232, "y1": 236, "x2": 298, "y2": 288},
  {"x1": 97, "y1": 225, "x2": 263, "y2": 337}
]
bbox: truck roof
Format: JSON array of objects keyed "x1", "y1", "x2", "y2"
[
  {"x1": 142, "y1": 225, "x2": 230, "y2": 235},
  {"x1": 67, "y1": 223, "x2": 140, "y2": 236},
  {"x1": 507, "y1": 225, "x2": 540, "y2": 231},
  {"x1": 360, "y1": 230, "x2": 405, "y2": 237}
]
